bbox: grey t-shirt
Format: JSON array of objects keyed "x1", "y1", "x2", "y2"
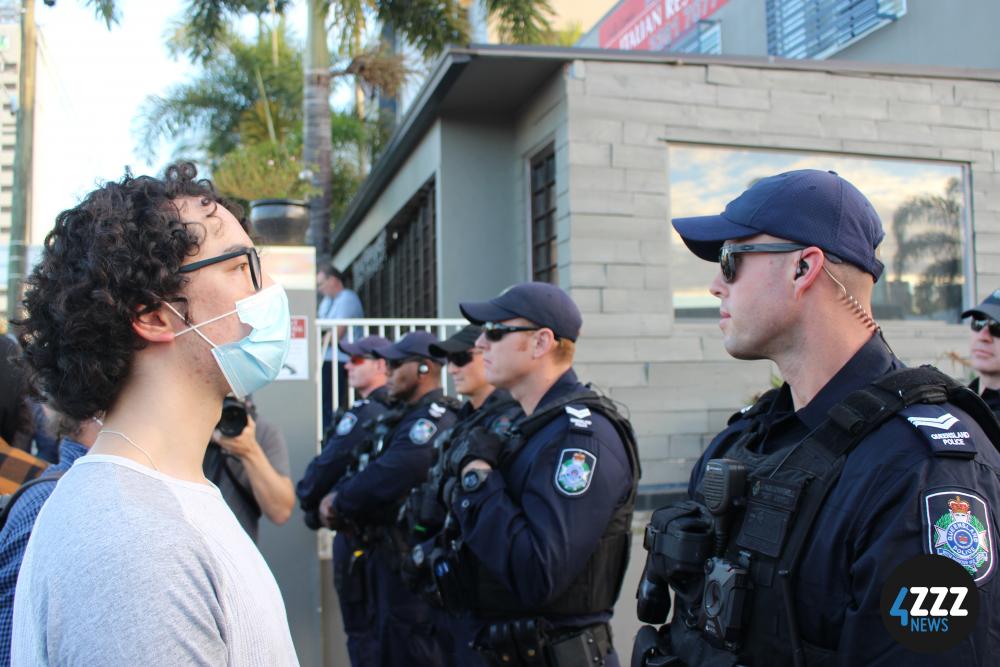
[
  {"x1": 204, "y1": 417, "x2": 290, "y2": 541},
  {"x1": 11, "y1": 455, "x2": 299, "y2": 666}
]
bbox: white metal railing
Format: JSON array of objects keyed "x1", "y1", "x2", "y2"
[{"x1": 314, "y1": 318, "x2": 469, "y2": 448}]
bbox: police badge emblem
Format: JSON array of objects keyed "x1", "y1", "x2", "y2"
[
  {"x1": 409, "y1": 418, "x2": 438, "y2": 445},
  {"x1": 335, "y1": 413, "x2": 358, "y2": 436},
  {"x1": 554, "y1": 448, "x2": 597, "y2": 497},
  {"x1": 923, "y1": 489, "x2": 994, "y2": 584}
]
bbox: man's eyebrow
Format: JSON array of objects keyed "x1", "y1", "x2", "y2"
[{"x1": 222, "y1": 244, "x2": 252, "y2": 254}]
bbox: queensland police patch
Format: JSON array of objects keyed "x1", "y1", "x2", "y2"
[
  {"x1": 922, "y1": 488, "x2": 994, "y2": 584},
  {"x1": 335, "y1": 413, "x2": 358, "y2": 436},
  {"x1": 554, "y1": 448, "x2": 596, "y2": 497},
  {"x1": 409, "y1": 418, "x2": 438, "y2": 445}
]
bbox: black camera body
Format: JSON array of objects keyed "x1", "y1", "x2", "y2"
[
  {"x1": 217, "y1": 396, "x2": 255, "y2": 437},
  {"x1": 701, "y1": 556, "x2": 750, "y2": 646}
]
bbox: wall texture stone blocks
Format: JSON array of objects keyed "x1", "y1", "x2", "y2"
[{"x1": 567, "y1": 141, "x2": 611, "y2": 166}]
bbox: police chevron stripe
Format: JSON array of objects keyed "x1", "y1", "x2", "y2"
[{"x1": 906, "y1": 413, "x2": 960, "y2": 430}]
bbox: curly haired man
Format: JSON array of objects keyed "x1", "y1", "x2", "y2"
[{"x1": 10, "y1": 163, "x2": 299, "y2": 666}]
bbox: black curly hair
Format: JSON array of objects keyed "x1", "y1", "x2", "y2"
[{"x1": 16, "y1": 162, "x2": 243, "y2": 421}]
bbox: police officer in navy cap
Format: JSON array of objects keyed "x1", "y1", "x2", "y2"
[
  {"x1": 963, "y1": 289, "x2": 1000, "y2": 419},
  {"x1": 633, "y1": 169, "x2": 1000, "y2": 666},
  {"x1": 403, "y1": 325, "x2": 523, "y2": 665},
  {"x1": 431, "y1": 282, "x2": 640, "y2": 666},
  {"x1": 297, "y1": 335, "x2": 393, "y2": 666},
  {"x1": 323, "y1": 330, "x2": 460, "y2": 666}
]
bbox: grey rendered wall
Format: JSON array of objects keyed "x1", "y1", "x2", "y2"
[
  {"x1": 711, "y1": 0, "x2": 769, "y2": 56},
  {"x1": 438, "y1": 118, "x2": 521, "y2": 314},
  {"x1": 561, "y1": 57, "x2": 1000, "y2": 490},
  {"x1": 836, "y1": 0, "x2": 1000, "y2": 69}
]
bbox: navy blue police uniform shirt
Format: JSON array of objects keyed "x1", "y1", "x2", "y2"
[
  {"x1": 690, "y1": 334, "x2": 1000, "y2": 664},
  {"x1": 334, "y1": 388, "x2": 457, "y2": 518},
  {"x1": 451, "y1": 369, "x2": 633, "y2": 629},
  {"x1": 296, "y1": 385, "x2": 393, "y2": 517}
]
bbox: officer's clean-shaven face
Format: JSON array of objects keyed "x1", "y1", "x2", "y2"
[
  {"x1": 476, "y1": 318, "x2": 537, "y2": 389},
  {"x1": 448, "y1": 349, "x2": 487, "y2": 396},
  {"x1": 970, "y1": 318, "x2": 1000, "y2": 377}
]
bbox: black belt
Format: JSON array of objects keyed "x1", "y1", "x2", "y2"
[{"x1": 478, "y1": 620, "x2": 614, "y2": 667}]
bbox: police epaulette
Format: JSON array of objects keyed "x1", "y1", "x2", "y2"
[{"x1": 727, "y1": 388, "x2": 780, "y2": 426}]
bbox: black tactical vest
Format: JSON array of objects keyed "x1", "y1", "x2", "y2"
[
  {"x1": 463, "y1": 389, "x2": 641, "y2": 619},
  {"x1": 667, "y1": 366, "x2": 1000, "y2": 667}
]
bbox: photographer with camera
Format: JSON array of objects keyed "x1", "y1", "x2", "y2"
[
  {"x1": 633, "y1": 170, "x2": 1000, "y2": 666},
  {"x1": 296, "y1": 335, "x2": 393, "y2": 667},
  {"x1": 205, "y1": 395, "x2": 294, "y2": 542}
]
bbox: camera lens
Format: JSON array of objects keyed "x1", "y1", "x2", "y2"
[{"x1": 217, "y1": 397, "x2": 248, "y2": 437}]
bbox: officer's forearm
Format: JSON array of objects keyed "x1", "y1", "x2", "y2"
[{"x1": 242, "y1": 447, "x2": 296, "y2": 525}]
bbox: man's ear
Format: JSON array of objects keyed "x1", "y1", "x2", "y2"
[
  {"x1": 532, "y1": 328, "x2": 558, "y2": 359},
  {"x1": 792, "y1": 246, "x2": 825, "y2": 298},
  {"x1": 132, "y1": 303, "x2": 179, "y2": 343}
]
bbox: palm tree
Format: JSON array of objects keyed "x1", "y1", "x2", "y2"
[
  {"x1": 891, "y1": 177, "x2": 964, "y2": 316},
  {"x1": 169, "y1": 0, "x2": 554, "y2": 255}
]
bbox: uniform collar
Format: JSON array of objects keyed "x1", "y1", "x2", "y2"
[
  {"x1": 794, "y1": 333, "x2": 901, "y2": 430},
  {"x1": 535, "y1": 369, "x2": 580, "y2": 412},
  {"x1": 367, "y1": 385, "x2": 391, "y2": 404}
]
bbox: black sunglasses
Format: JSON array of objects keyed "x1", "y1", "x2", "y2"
[
  {"x1": 971, "y1": 318, "x2": 1000, "y2": 337},
  {"x1": 446, "y1": 349, "x2": 480, "y2": 367},
  {"x1": 179, "y1": 247, "x2": 261, "y2": 291},
  {"x1": 481, "y1": 322, "x2": 543, "y2": 342},
  {"x1": 718, "y1": 243, "x2": 842, "y2": 283},
  {"x1": 387, "y1": 356, "x2": 424, "y2": 371}
]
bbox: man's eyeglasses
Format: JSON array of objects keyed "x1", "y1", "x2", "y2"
[
  {"x1": 482, "y1": 322, "x2": 544, "y2": 342},
  {"x1": 447, "y1": 349, "x2": 480, "y2": 368},
  {"x1": 718, "y1": 243, "x2": 842, "y2": 283},
  {"x1": 348, "y1": 355, "x2": 376, "y2": 366},
  {"x1": 971, "y1": 318, "x2": 1000, "y2": 337},
  {"x1": 387, "y1": 357, "x2": 423, "y2": 371},
  {"x1": 179, "y1": 247, "x2": 261, "y2": 291}
]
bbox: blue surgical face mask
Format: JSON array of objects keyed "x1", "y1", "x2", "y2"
[{"x1": 167, "y1": 284, "x2": 291, "y2": 399}]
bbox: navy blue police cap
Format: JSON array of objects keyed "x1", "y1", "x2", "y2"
[
  {"x1": 338, "y1": 335, "x2": 391, "y2": 358},
  {"x1": 460, "y1": 282, "x2": 582, "y2": 342},
  {"x1": 429, "y1": 325, "x2": 482, "y2": 357},
  {"x1": 961, "y1": 288, "x2": 1000, "y2": 322},
  {"x1": 672, "y1": 169, "x2": 886, "y2": 281},
  {"x1": 373, "y1": 331, "x2": 444, "y2": 362}
]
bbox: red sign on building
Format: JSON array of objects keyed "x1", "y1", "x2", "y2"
[{"x1": 598, "y1": 0, "x2": 730, "y2": 51}]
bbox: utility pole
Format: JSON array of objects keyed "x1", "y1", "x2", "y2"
[
  {"x1": 6, "y1": 0, "x2": 35, "y2": 321},
  {"x1": 303, "y1": 0, "x2": 331, "y2": 258}
]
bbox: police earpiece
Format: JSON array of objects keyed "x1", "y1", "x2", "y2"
[
  {"x1": 795, "y1": 260, "x2": 808, "y2": 279},
  {"x1": 418, "y1": 363, "x2": 430, "y2": 375}
]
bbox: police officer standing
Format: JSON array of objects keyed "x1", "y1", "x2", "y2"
[
  {"x1": 435, "y1": 283, "x2": 640, "y2": 667},
  {"x1": 296, "y1": 335, "x2": 393, "y2": 666},
  {"x1": 633, "y1": 170, "x2": 1000, "y2": 666},
  {"x1": 406, "y1": 325, "x2": 523, "y2": 665},
  {"x1": 964, "y1": 289, "x2": 1000, "y2": 418},
  {"x1": 323, "y1": 331, "x2": 459, "y2": 666}
]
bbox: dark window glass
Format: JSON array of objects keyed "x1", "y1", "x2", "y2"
[
  {"x1": 766, "y1": 0, "x2": 907, "y2": 59},
  {"x1": 349, "y1": 181, "x2": 437, "y2": 317},
  {"x1": 530, "y1": 145, "x2": 557, "y2": 285}
]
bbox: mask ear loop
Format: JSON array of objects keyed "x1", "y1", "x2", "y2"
[{"x1": 163, "y1": 301, "x2": 231, "y2": 348}]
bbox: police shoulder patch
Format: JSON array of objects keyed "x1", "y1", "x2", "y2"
[
  {"x1": 900, "y1": 404, "x2": 977, "y2": 458},
  {"x1": 565, "y1": 405, "x2": 593, "y2": 432},
  {"x1": 922, "y1": 487, "x2": 994, "y2": 585},
  {"x1": 409, "y1": 418, "x2": 438, "y2": 445},
  {"x1": 554, "y1": 448, "x2": 597, "y2": 497},
  {"x1": 335, "y1": 412, "x2": 358, "y2": 436}
]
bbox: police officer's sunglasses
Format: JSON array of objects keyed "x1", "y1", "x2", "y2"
[
  {"x1": 971, "y1": 318, "x2": 1000, "y2": 337},
  {"x1": 386, "y1": 356, "x2": 424, "y2": 371},
  {"x1": 719, "y1": 243, "x2": 842, "y2": 283},
  {"x1": 446, "y1": 349, "x2": 480, "y2": 367},
  {"x1": 481, "y1": 322, "x2": 545, "y2": 342},
  {"x1": 348, "y1": 354, "x2": 377, "y2": 365},
  {"x1": 178, "y1": 247, "x2": 262, "y2": 291}
]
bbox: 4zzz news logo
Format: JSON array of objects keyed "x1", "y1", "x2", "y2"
[{"x1": 880, "y1": 555, "x2": 980, "y2": 653}]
